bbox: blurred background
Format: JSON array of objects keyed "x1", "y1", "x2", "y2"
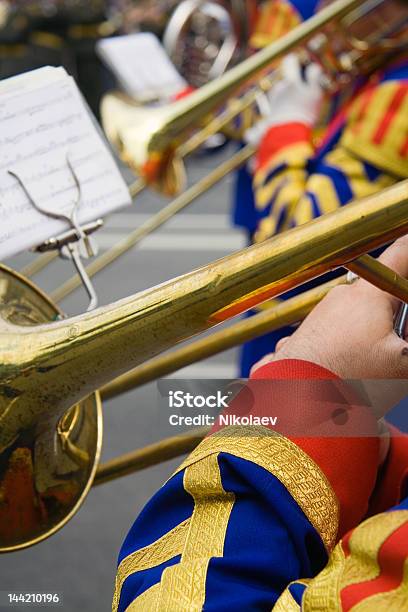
[
  {"x1": 0, "y1": 3, "x2": 248, "y2": 606},
  {"x1": 0, "y1": 0, "x2": 250, "y2": 115}
]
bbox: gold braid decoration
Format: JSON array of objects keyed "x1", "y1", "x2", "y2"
[
  {"x1": 125, "y1": 583, "x2": 160, "y2": 611},
  {"x1": 174, "y1": 426, "x2": 339, "y2": 550},
  {"x1": 303, "y1": 510, "x2": 408, "y2": 612},
  {"x1": 302, "y1": 541, "x2": 347, "y2": 612},
  {"x1": 272, "y1": 580, "x2": 310, "y2": 611},
  {"x1": 157, "y1": 453, "x2": 235, "y2": 610},
  {"x1": 338, "y1": 511, "x2": 408, "y2": 589},
  {"x1": 112, "y1": 519, "x2": 190, "y2": 611}
]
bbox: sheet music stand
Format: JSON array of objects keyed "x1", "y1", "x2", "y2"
[{"x1": 9, "y1": 153, "x2": 103, "y2": 311}]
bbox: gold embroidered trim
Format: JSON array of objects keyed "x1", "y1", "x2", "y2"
[
  {"x1": 174, "y1": 426, "x2": 339, "y2": 550},
  {"x1": 124, "y1": 583, "x2": 160, "y2": 611},
  {"x1": 303, "y1": 541, "x2": 346, "y2": 612},
  {"x1": 112, "y1": 519, "x2": 189, "y2": 611},
  {"x1": 157, "y1": 452, "x2": 235, "y2": 610},
  {"x1": 340, "y1": 510, "x2": 408, "y2": 590},
  {"x1": 272, "y1": 580, "x2": 309, "y2": 611},
  {"x1": 303, "y1": 510, "x2": 408, "y2": 612}
]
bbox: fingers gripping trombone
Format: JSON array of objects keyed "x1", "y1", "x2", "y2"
[{"x1": 347, "y1": 269, "x2": 408, "y2": 338}]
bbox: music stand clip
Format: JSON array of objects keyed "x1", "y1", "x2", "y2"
[{"x1": 9, "y1": 152, "x2": 103, "y2": 311}]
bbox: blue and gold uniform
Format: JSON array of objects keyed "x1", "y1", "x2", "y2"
[
  {"x1": 113, "y1": 360, "x2": 408, "y2": 611},
  {"x1": 239, "y1": 59, "x2": 408, "y2": 376}
]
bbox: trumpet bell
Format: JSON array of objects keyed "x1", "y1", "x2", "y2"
[
  {"x1": 0, "y1": 266, "x2": 102, "y2": 552},
  {"x1": 101, "y1": 91, "x2": 186, "y2": 196}
]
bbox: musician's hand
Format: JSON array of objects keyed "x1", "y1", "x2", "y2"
[
  {"x1": 251, "y1": 237, "x2": 408, "y2": 419},
  {"x1": 245, "y1": 54, "x2": 324, "y2": 146}
]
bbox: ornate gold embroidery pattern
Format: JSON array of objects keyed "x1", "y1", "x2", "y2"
[
  {"x1": 351, "y1": 559, "x2": 408, "y2": 612},
  {"x1": 124, "y1": 583, "x2": 160, "y2": 611},
  {"x1": 157, "y1": 452, "x2": 235, "y2": 610},
  {"x1": 303, "y1": 510, "x2": 408, "y2": 612},
  {"x1": 272, "y1": 580, "x2": 309, "y2": 611},
  {"x1": 303, "y1": 542, "x2": 346, "y2": 612},
  {"x1": 174, "y1": 426, "x2": 338, "y2": 550},
  {"x1": 112, "y1": 519, "x2": 189, "y2": 611}
]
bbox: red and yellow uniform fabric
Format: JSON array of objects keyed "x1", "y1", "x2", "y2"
[
  {"x1": 250, "y1": 0, "x2": 319, "y2": 50},
  {"x1": 232, "y1": 1, "x2": 320, "y2": 242},
  {"x1": 113, "y1": 360, "x2": 408, "y2": 611},
  {"x1": 253, "y1": 61, "x2": 408, "y2": 240},
  {"x1": 226, "y1": 0, "x2": 320, "y2": 141},
  {"x1": 275, "y1": 497, "x2": 408, "y2": 611}
]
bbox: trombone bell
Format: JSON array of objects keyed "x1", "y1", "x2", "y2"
[
  {"x1": 0, "y1": 267, "x2": 102, "y2": 552},
  {"x1": 100, "y1": 93, "x2": 186, "y2": 196}
]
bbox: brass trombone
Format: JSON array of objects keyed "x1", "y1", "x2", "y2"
[
  {"x1": 21, "y1": 0, "x2": 378, "y2": 289},
  {"x1": 101, "y1": 0, "x2": 380, "y2": 194},
  {"x1": 0, "y1": 180, "x2": 407, "y2": 552}
]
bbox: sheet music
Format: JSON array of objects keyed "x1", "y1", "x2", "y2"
[
  {"x1": 0, "y1": 67, "x2": 131, "y2": 260},
  {"x1": 97, "y1": 33, "x2": 186, "y2": 102}
]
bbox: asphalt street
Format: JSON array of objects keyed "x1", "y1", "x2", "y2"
[{"x1": 0, "y1": 145, "x2": 247, "y2": 611}]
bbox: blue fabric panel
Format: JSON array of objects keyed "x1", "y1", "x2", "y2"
[
  {"x1": 290, "y1": 0, "x2": 320, "y2": 21},
  {"x1": 118, "y1": 471, "x2": 193, "y2": 563},
  {"x1": 203, "y1": 453, "x2": 327, "y2": 610},
  {"x1": 118, "y1": 556, "x2": 181, "y2": 612}
]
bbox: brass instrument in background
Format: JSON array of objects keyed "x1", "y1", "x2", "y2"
[
  {"x1": 162, "y1": 0, "x2": 249, "y2": 87},
  {"x1": 24, "y1": 0, "x2": 407, "y2": 289},
  {"x1": 0, "y1": 1, "x2": 120, "y2": 116},
  {"x1": 101, "y1": 0, "x2": 407, "y2": 195},
  {"x1": 0, "y1": 0, "x2": 109, "y2": 41},
  {"x1": 1, "y1": 180, "x2": 408, "y2": 552}
]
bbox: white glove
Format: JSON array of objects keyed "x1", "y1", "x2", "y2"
[{"x1": 245, "y1": 54, "x2": 324, "y2": 146}]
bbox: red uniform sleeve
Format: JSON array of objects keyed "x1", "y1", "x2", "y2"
[
  {"x1": 213, "y1": 359, "x2": 381, "y2": 538},
  {"x1": 368, "y1": 425, "x2": 408, "y2": 516}
]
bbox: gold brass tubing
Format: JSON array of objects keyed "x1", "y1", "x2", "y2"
[
  {"x1": 346, "y1": 254, "x2": 408, "y2": 301},
  {"x1": 128, "y1": 178, "x2": 146, "y2": 199},
  {"x1": 101, "y1": 276, "x2": 346, "y2": 400},
  {"x1": 2, "y1": 181, "x2": 408, "y2": 461},
  {"x1": 102, "y1": 249, "x2": 408, "y2": 401},
  {"x1": 51, "y1": 144, "x2": 255, "y2": 302},
  {"x1": 178, "y1": 74, "x2": 279, "y2": 158},
  {"x1": 93, "y1": 428, "x2": 209, "y2": 486},
  {"x1": 178, "y1": 97, "x2": 245, "y2": 157},
  {"x1": 143, "y1": 0, "x2": 361, "y2": 156}
]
